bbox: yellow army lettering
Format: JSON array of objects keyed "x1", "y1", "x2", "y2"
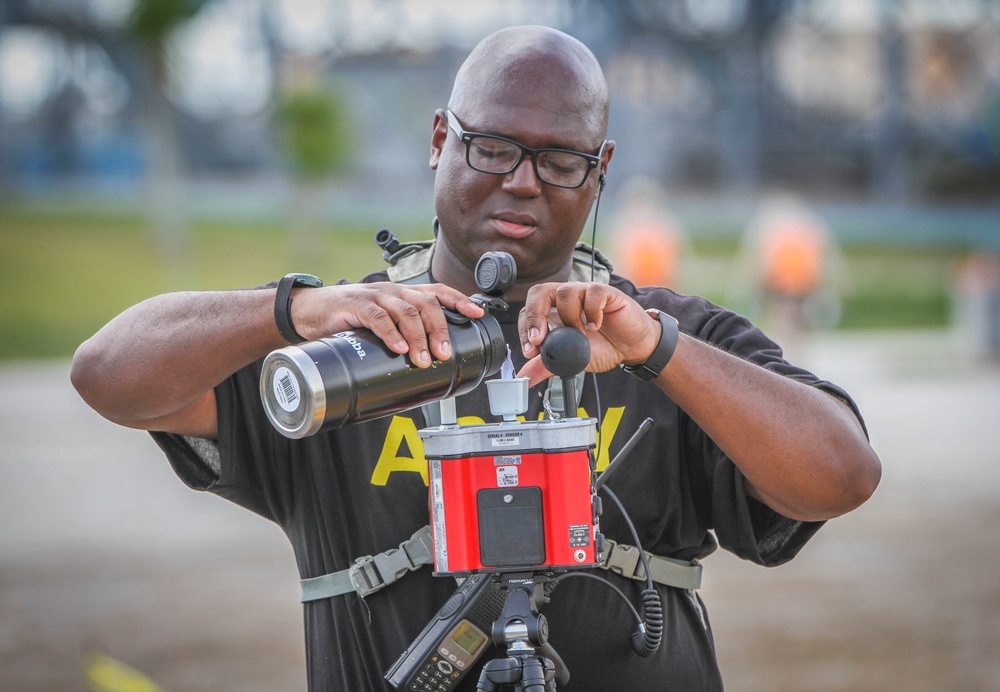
[
  {"x1": 369, "y1": 407, "x2": 625, "y2": 486},
  {"x1": 369, "y1": 415, "x2": 484, "y2": 486}
]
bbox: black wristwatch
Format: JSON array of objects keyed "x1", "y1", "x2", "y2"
[
  {"x1": 274, "y1": 273, "x2": 323, "y2": 344},
  {"x1": 620, "y1": 309, "x2": 679, "y2": 381}
]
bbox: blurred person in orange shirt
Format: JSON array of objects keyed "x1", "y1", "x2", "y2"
[
  {"x1": 731, "y1": 193, "x2": 848, "y2": 356},
  {"x1": 610, "y1": 176, "x2": 688, "y2": 289}
]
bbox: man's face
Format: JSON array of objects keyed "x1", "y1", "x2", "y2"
[{"x1": 430, "y1": 97, "x2": 613, "y2": 290}]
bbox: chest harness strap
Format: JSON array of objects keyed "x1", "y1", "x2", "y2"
[
  {"x1": 300, "y1": 526, "x2": 435, "y2": 603},
  {"x1": 299, "y1": 525, "x2": 702, "y2": 602}
]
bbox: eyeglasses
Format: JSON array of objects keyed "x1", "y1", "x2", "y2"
[{"x1": 446, "y1": 110, "x2": 606, "y2": 189}]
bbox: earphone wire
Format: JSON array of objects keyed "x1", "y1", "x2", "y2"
[{"x1": 590, "y1": 174, "x2": 604, "y2": 283}]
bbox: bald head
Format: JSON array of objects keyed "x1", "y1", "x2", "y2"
[
  {"x1": 448, "y1": 26, "x2": 610, "y2": 138},
  {"x1": 429, "y1": 26, "x2": 616, "y2": 295}
]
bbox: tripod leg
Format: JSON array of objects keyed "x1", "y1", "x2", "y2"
[
  {"x1": 519, "y1": 655, "x2": 551, "y2": 692},
  {"x1": 478, "y1": 657, "x2": 520, "y2": 691}
]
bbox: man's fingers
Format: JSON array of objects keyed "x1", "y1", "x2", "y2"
[
  {"x1": 581, "y1": 284, "x2": 615, "y2": 331},
  {"x1": 411, "y1": 286, "x2": 486, "y2": 364},
  {"x1": 390, "y1": 297, "x2": 436, "y2": 366},
  {"x1": 552, "y1": 285, "x2": 592, "y2": 332},
  {"x1": 376, "y1": 285, "x2": 486, "y2": 367},
  {"x1": 357, "y1": 298, "x2": 411, "y2": 356},
  {"x1": 430, "y1": 288, "x2": 486, "y2": 320},
  {"x1": 515, "y1": 355, "x2": 553, "y2": 388},
  {"x1": 519, "y1": 284, "x2": 559, "y2": 356},
  {"x1": 411, "y1": 290, "x2": 459, "y2": 365}
]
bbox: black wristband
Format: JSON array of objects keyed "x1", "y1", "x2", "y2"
[
  {"x1": 274, "y1": 273, "x2": 322, "y2": 344},
  {"x1": 620, "y1": 309, "x2": 679, "y2": 381}
]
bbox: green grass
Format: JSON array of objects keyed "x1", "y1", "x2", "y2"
[
  {"x1": 0, "y1": 206, "x2": 964, "y2": 359},
  {"x1": 0, "y1": 208, "x2": 408, "y2": 359},
  {"x1": 837, "y1": 246, "x2": 958, "y2": 330}
]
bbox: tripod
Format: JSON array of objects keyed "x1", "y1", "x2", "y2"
[{"x1": 476, "y1": 574, "x2": 570, "y2": 692}]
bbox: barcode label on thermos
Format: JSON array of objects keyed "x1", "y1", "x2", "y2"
[{"x1": 273, "y1": 366, "x2": 301, "y2": 412}]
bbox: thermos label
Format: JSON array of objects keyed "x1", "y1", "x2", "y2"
[
  {"x1": 331, "y1": 330, "x2": 367, "y2": 359},
  {"x1": 272, "y1": 366, "x2": 301, "y2": 412}
]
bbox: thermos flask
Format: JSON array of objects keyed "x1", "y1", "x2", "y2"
[{"x1": 260, "y1": 313, "x2": 506, "y2": 438}]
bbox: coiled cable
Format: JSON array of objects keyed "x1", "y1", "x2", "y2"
[
  {"x1": 630, "y1": 587, "x2": 664, "y2": 657},
  {"x1": 602, "y1": 484, "x2": 663, "y2": 657}
]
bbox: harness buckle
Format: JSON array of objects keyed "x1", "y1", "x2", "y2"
[
  {"x1": 347, "y1": 526, "x2": 434, "y2": 598},
  {"x1": 602, "y1": 538, "x2": 644, "y2": 580}
]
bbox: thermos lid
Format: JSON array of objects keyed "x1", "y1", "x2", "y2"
[{"x1": 260, "y1": 346, "x2": 327, "y2": 439}]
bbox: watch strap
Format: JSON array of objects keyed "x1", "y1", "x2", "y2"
[
  {"x1": 620, "y1": 309, "x2": 679, "y2": 381},
  {"x1": 275, "y1": 273, "x2": 322, "y2": 344}
]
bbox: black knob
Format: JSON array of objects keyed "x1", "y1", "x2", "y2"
[
  {"x1": 540, "y1": 327, "x2": 590, "y2": 378},
  {"x1": 475, "y1": 252, "x2": 517, "y2": 297}
]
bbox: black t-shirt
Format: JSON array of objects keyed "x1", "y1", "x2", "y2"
[{"x1": 152, "y1": 271, "x2": 864, "y2": 691}]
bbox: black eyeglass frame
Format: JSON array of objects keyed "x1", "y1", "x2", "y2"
[{"x1": 446, "y1": 109, "x2": 607, "y2": 189}]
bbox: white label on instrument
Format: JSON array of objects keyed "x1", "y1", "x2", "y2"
[
  {"x1": 496, "y1": 466, "x2": 519, "y2": 487},
  {"x1": 273, "y1": 367, "x2": 301, "y2": 412},
  {"x1": 486, "y1": 431, "x2": 523, "y2": 448},
  {"x1": 429, "y1": 460, "x2": 448, "y2": 572}
]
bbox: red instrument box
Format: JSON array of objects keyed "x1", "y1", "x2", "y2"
[{"x1": 421, "y1": 418, "x2": 598, "y2": 574}]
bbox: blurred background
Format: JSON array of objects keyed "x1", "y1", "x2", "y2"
[{"x1": 1, "y1": 0, "x2": 999, "y2": 690}]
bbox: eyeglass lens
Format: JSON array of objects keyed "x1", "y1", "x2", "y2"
[{"x1": 466, "y1": 136, "x2": 593, "y2": 188}]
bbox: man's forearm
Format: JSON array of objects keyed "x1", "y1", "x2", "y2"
[
  {"x1": 656, "y1": 334, "x2": 881, "y2": 522},
  {"x1": 71, "y1": 289, "x2": 281, "y2": 426}
]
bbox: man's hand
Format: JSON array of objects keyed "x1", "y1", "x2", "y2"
[
  {"x1": 516, "y1": 282, "x2": 661, "y2": 386},
  {"x1": 292, "y1": 282, "x2": 485, "y2": 368}
]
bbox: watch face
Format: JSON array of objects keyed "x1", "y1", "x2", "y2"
[
  {"x1": 286, "y1": 273, "x2": 323, "y2": 288},
  {"x1": 622, "y1": 362, "x2": 659, "y2": 381}
]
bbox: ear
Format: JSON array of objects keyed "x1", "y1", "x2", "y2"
[
  {"x1": 429, "y1": 109, "x2": 448, "y2": 170},
  {"x1": 597, "y1": 139, "x2": 615, "y2": 193},
  {"x1": 600, "y1": 139, "x2": 615, "y2": 173}
]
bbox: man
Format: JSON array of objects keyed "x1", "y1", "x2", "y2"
[{"x1": 72, "y1": 25, "x2": 880, "y2": 690}]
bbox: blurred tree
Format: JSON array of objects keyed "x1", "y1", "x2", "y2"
[
  {"x1": 129, "y1": 0, "x2": 201, "y2": 45},
  {"x1": 125, "y1": 0, "x2": 204, "y2": 286},
  {"x1": 278, "y1": 87, "x2": 351, "y2": 181},
  {"x1": 275, "y1": 81, "x2": 353, "y2": 269}
]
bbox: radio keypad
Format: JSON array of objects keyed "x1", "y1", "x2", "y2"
[{"x1": 407, "y1": 654, "x2": 462, "y2": 691}]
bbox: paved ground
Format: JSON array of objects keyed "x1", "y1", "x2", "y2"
[{"x1": 2, "y1": 329, "x2": 999, "y2": 691}]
